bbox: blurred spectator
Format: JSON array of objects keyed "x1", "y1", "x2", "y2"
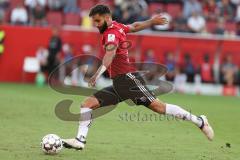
[
  {"x1": 142, "y1": 49, "x2": 158, "y2": 81},
  {"x1": 146, "y1": 0, "x2": 181, "y2": 3},
  {"x1": 129, "y1": 0, "x2": 148, "y2": 16},
  {"x1": 112, "y1": 4, "x2": 122, "y2": 22},
  {"x1": 81, "y1": 11, "x2": 93, "y2": 29},
  {"x1": 183, "y1": 0, "x2": 202, "y2": 18},
  {"x1": 82, "y1": 44, "x2": 96, "y2": 67},
  {"x1": 128, "y1": 49, "x2": 138, "y2": 62},
  {"x1": 82, "y1": 44, "x2": 94, "y2": 55},
  {"x1": 0, "y1": 30, "x2": 5, "y2": 54},
  {"x1": 165, "y1": 52, "x2": 176, "y2": 81},
  {"x1": 238, "y1": 69, "x2": 240, "y2": 85},
  {"x1": 3, "y1": 0, "x2": 240, "y2": 37},
  {"x1": 214, "y1": 18, "x2": 225, "y2": 35},
  {"x1": 25, "y1": 0, "x2": 46, "y2": 11},
  {"x1": 0, "y1": 8, "x2": 4, "y2": 24},
  {"x1": 59, "y1": 43, "x2": 74, "y2": 82},
  {"x1": 0, "y1": 0, "x2": 9, "y2": 9},
  {"x1": 10, "y1": 4, "x2": 28, "y2": 25},
  {"x1": 81, "y1": 44, "x2": 97, "y2": 67},
  {"x1": 48, "y1": 0, "x2": 64, "y2": 11},
  {"x1": 182, "y1": 54, "x2": 195, "y2": 83},
  {"x1": 220, "y1": 54, "x2": 238, "y2": 85},
  {"x1": 217, "y1": 0, "x2": 235, "y2": 21},
  {"x1": 121, "y1": 0, "x2": 147, "y2": 17},
  {"x1": 137, "y1": 8, "x2": 149, "y2": 22},
  {"x1": 142, "y1": 49, "x2": 154, "y2": 63},
  {"x1": 236, "y1": 21, "x2": 240, "y2": 35},
  {"x1": 63, "y1": 0, "x2": 80, "y2": 14},
  {"x1": 143, "y1": 49, "x2": 156, "y2": 63},
  {"x1": 174, "y1": 67, "x2": 187, "y2": 92},
  {"x1": 235, "y1": 2, "x2": 240, "y2": 21},
  {"x1": 203, "y1": 0, "x2": 218, "y2": 21},
  {"x1": 47, "y1": 27, "x2": 62, "y2": 73},
  {"x1": 114, "y1": 0, "x2": 148, "y2": 24},
  {"x1": 36, "y1": 46, "x2": 49, "y2": 72},
  {"x1": 61, "y1": 43, "x2": 74, "y2": 62},
  {"x1": 173, "y1": 14, "x2": 188, "y2": 32},
  {"x1": 187, "y1": 12, "x2": 206, "y2": 33},
  {"x1": 35, "y1": 46, "x2": 48, "y2": 86},
  {"x1": 120, "y1": 8, "x2": 135, "y2": 24},
  {"x1": 31, "y1": 3, "x2": 47, "y2": 26},
  {"x1": 200, "y1": 54, "x2": 213, "y2": 83},
  {"x1": 79, "y1": 44, "x2": 98, "y2": 80},
  {"x1": 231, "y1": 0, "x2": 240, "y2": 5}
]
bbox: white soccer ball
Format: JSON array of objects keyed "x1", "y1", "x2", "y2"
[{"x1": 41, "y1": 134, "x2": 63, "y2": 154}]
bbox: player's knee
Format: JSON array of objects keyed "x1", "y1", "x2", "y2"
[
  {"x1": 81, "y1": 96, "x2": 100, "y2": 109},
  {"x1": 149, "y1": 99, "x2": 166, "y2": 114}
]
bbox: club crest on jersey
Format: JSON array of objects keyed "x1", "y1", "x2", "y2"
[{"x1": 107, "y1": 34, "x2": 115, "y2": 42}]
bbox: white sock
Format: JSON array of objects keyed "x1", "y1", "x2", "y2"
[
  {"x1": 77, "y1": 107, "x2": 93, "y2": 139},
  {"x1": 166, "y1": 103, "x2": 203, "y2": 127}
]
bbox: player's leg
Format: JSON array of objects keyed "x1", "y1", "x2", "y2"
[
  {"x1": 148, "y1": 99, "x2": 214, "y2": 141},
  {"x1": 76, "y1": 96, "x2": 100, "y2": 140},
  {"x1": 62, "y1": 96, "x2": 100, "y2": 150},
  {"x1": 63, "y1": 86, "x2": 121, "y2": 150},
  {"x1": 124, "y1": 73, "x2": 214, "y2": 141},
  {"x1": 149, "y1": 99, "x2": 202, "y2": 126}
]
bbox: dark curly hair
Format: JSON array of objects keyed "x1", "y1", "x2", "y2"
[{"x1": 89, "y1": 4, "x2": 111, "y2": 17}]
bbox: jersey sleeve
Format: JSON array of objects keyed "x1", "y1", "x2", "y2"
[
  {"x1": 122, "y1": 24, "x2": 130, "y2": 33},
  {"x1": 103, "y1": 30, "x2": 119, "y2": 47}
]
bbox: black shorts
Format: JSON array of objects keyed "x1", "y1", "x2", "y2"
[{"x1": 93, "y1": 72, "x2": 156, "y2": 107}]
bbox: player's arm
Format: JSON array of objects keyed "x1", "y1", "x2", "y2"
[
  {"x1": 88, "y1": 44, "x2": 117, "y2": 87},
  {"x1": 128, "y1": 14, "x2": 168, "y2": 33}
]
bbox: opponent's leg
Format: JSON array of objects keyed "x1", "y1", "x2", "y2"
[{"x1": 148, "y1": 99, "x2": 214, "y2": 141}]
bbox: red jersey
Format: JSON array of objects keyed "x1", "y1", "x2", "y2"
[{"x1": 102, "y1": 21, "x2": 136, "y2": 78}]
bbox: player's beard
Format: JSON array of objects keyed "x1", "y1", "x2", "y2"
[{"x1": 98, "y1": 21, "x2": 108, "y2": 34}]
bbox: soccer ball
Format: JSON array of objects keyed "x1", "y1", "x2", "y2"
[{"x1": 41, "y1": 134, "x2": 63, "y2": 154}]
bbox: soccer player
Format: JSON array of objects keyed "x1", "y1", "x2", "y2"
[{"x1": 62, "y1": 4, "x2": 214, "y2": 150}]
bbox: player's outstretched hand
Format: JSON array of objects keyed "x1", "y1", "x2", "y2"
[
  {"x1": 151, "y1": 14, "x2": 168, "y2": 26},
  {"x1": 88, "y1": 75, "x2": 97, "y2": 87}
]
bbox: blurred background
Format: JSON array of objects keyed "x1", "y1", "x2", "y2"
[{"x1": 0, "y1": 0, "x2": 240, "y2": 96}]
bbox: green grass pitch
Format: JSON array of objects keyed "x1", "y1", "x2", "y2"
[{"x1": 0, "y1": 83, "x2": 240, "y2": 160}]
